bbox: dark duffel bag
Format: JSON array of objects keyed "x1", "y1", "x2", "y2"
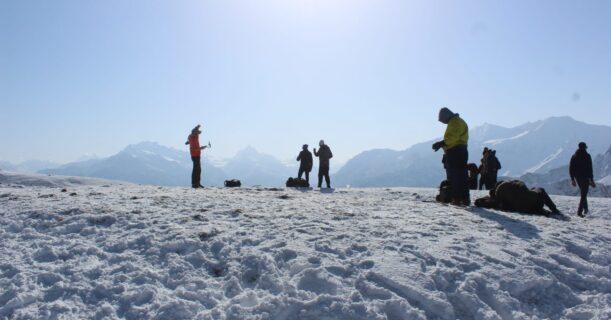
[
  {"x1": 435, "y1": 180, "x2": 451, "y2": 203},
  {"x1": 286, "y1": 177, "x2": 309, "y2": 188},
  {"x1": 224, "y1": 179, "x2": 241, "y2": 187}
]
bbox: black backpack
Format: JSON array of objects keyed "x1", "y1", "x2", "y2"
[
  {"x1": 286, "y1": 177, "x2": 310, "y2": 188},
  {"x1": 224, "y1": 179, "x2": 241, "y2": 187},
  {"x1": 435, "y1": 180, "x2": 452, "y2": 203}
]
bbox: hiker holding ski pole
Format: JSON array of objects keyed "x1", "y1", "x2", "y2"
[{"x1": 186, "y1": 124, "x2": 208, "y2": 188}]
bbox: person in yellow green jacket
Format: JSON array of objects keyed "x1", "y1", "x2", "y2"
[{"x1": 432, "y1": 107, "x2": 470, "y2": 205}]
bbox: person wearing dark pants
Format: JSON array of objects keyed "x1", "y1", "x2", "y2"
[
  {"x1": 318, "y1": 166, "x2": 330, "y2": 188},
  {"x1": 297, "y1": 144, "x2": 313, "y2": 183},
  {"x1": 475, "y1": 180, "x2": 560, "y2": 215},
  {"x1": 185, "y1": 125, "x2": 208, "y2": 188},
  {"x1": 570, "y1": 142, "x2": 596, "y2": 217},
  {"x1": 479, "y1": 148, "x2": 489, "y2": 190},
  {"x1": 298, "y1": 167, "x2": 309, "y2": 184},
  {"x1": 314, "y1": 140, "x2": 333, "y2": 188},
  {"x1": 433, "y1": 107, "x2": 470, "y2": 206},
  {"x1": 486, "y1": 150, "x2": 502, "y2": 188},
  {"x1": 445, "y1": 144, "x2": 469, "y2": 203},
  {"x1": 191, "y1": 157, "x2": 202, "y2": 187},
  {"x1": 531, "y1": 187, "x2": 559, "y2": 214}
]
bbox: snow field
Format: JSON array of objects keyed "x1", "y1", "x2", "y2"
[{"x1": 0, "y1": 183, "x2": 610, "y2": 319}]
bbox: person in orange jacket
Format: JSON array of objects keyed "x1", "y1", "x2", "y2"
[{"x1": 185, "y1": 125, "x2": 208, "y2": 188}]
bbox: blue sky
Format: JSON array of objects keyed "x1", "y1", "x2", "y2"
[{"x1": 1, "y1": 0, "x2": 610, "y2": 164}]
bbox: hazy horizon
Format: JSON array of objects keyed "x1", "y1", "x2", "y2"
[
  {"x1": 1, "y1": 115, "x2": 608, "y2": 167},
  {"x1": 2, "y1": 1, "x2": 610, "y2": 164}
]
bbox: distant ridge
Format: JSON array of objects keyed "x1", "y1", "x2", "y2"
[
  {"x1": 520, "y1": 145, "x2": 611, "y2": 197},
  {"x1": 39, "y1": 142, "x2": 300, "y2": 187},
  {"x1": 335, "y1": 116, "x2": 611, "y2": 191},
  {"x1": 40, "y1": 142, "x2": 228, "y2": 187}
]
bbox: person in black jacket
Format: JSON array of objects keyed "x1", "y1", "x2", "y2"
[
  {"x1": 474, "y1": 180, "x2": 560, "y2": 215},
  {"x1": 467, "y1": 163, "x2": 479, "y2": 190},
  {"x1": 487, "y1": 150, "x2": 502, "y2": 188},
  {"x1": 570, "y1": 142, "x2": 596, "y2": 217},
  {"x1": 314, "y1": 140, "x2": 333, "y2": 188},
  {"x1": 479, "y1": 148, "x2": 489, "y2": 190},
  {"x1": 296, "y1": 144, "x2": 313, "y2": 183}
]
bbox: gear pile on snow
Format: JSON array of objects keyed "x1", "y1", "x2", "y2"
[
  {"x1": 224, "y1": 179, "x2": 241, "y2": 187},
  {"x1": 286, "y1": 177, "x2": 309, "y2": 188}
]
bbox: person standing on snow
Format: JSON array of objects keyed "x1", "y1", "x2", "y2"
[
  {"x1": 185, "y1": 124, "x2": 208, "y2": 188},
  {"x1": 432, "y1": 107, "x2": 470, "y2": 205},
  {"x1": 296, "y1": 144, "x2": 313, "y2": 184},
  {"x1": 314, "y1": 140, "x2": 333, "y2": 188},
  {"x1": 467, "y1": 163, "x2": 479, "y2": 190},
  {"x1": 479, "y1": 148, "x2": 490, "y2": 190},
  {"x1": 570, "y1": 142, "x2": 596, "y2": 217},
  {"x1": 487, "y1": 150, "x2": 502, "y2": 188}
]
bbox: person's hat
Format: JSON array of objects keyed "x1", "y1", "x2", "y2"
[
  {"x1": 438, "y1": 107, "x2": 455, "y2": 123},
  {"x1": 319, "y1": 140, "x2": 325, "y2": 146},
  {"x1": 578, "y1": 142, "x2": 587, "y2": 149}
]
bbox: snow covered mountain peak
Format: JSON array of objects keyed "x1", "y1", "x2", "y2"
[
  {"x1": 234, "y1": 146, "x2": 263, "y2": 159},
  {"x1": 337, "y1": 116, "x2": 611, "y2": 189}
]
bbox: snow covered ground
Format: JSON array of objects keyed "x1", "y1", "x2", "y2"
[
  {"x1": 0, "y1": 171, "x2": 123, "y2": 188},
  {"x1": 1, "y1": 173, "x2": 610, "y2": 319}
]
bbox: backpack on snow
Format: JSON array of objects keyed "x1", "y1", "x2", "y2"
[
  {"x1": 286, "y1": 177, "x2": 310, "y2": 188},
  {"x1": 435, "y1": 180, "x2": 452, "y2": 203},
  {"x1": 224, "y1": 179, "x2": 241, "y2": 188}
]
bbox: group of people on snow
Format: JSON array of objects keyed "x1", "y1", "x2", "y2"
[
  {"x1": 433, "y1": 107, "x2": 596, "y2": 217},
  {"x1": 296, "y1": 141, "x2": 333, "y2": 188},
  {"x1": 186, "y1": 107, "x2": 597, "y2": 218},
  {"x1": 185, "y1": 125, "x2": 334, "y2": 190}
]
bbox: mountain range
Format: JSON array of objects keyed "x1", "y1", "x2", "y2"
[
  {"x1": 38, "y1": 142, "x2": 228, "y2": 187},
  {"x1": 335, "y1": 116, "x2": 611, "y2": 190},
  {"x1": 519, "y1": 146, "x2": 611, "y2": 197},
  {"x1": 28, "y1": 144, "x2": 337, "y2": 187},
  {"x1": 0, "y1": 160, "x2": 61, "y2": 173},
  {"x1": 2, "y1": 116, "x2": 609, "y2": 195},
  {"x1": 35, "y1": 142, "x2": 308, "y2": 187}
]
